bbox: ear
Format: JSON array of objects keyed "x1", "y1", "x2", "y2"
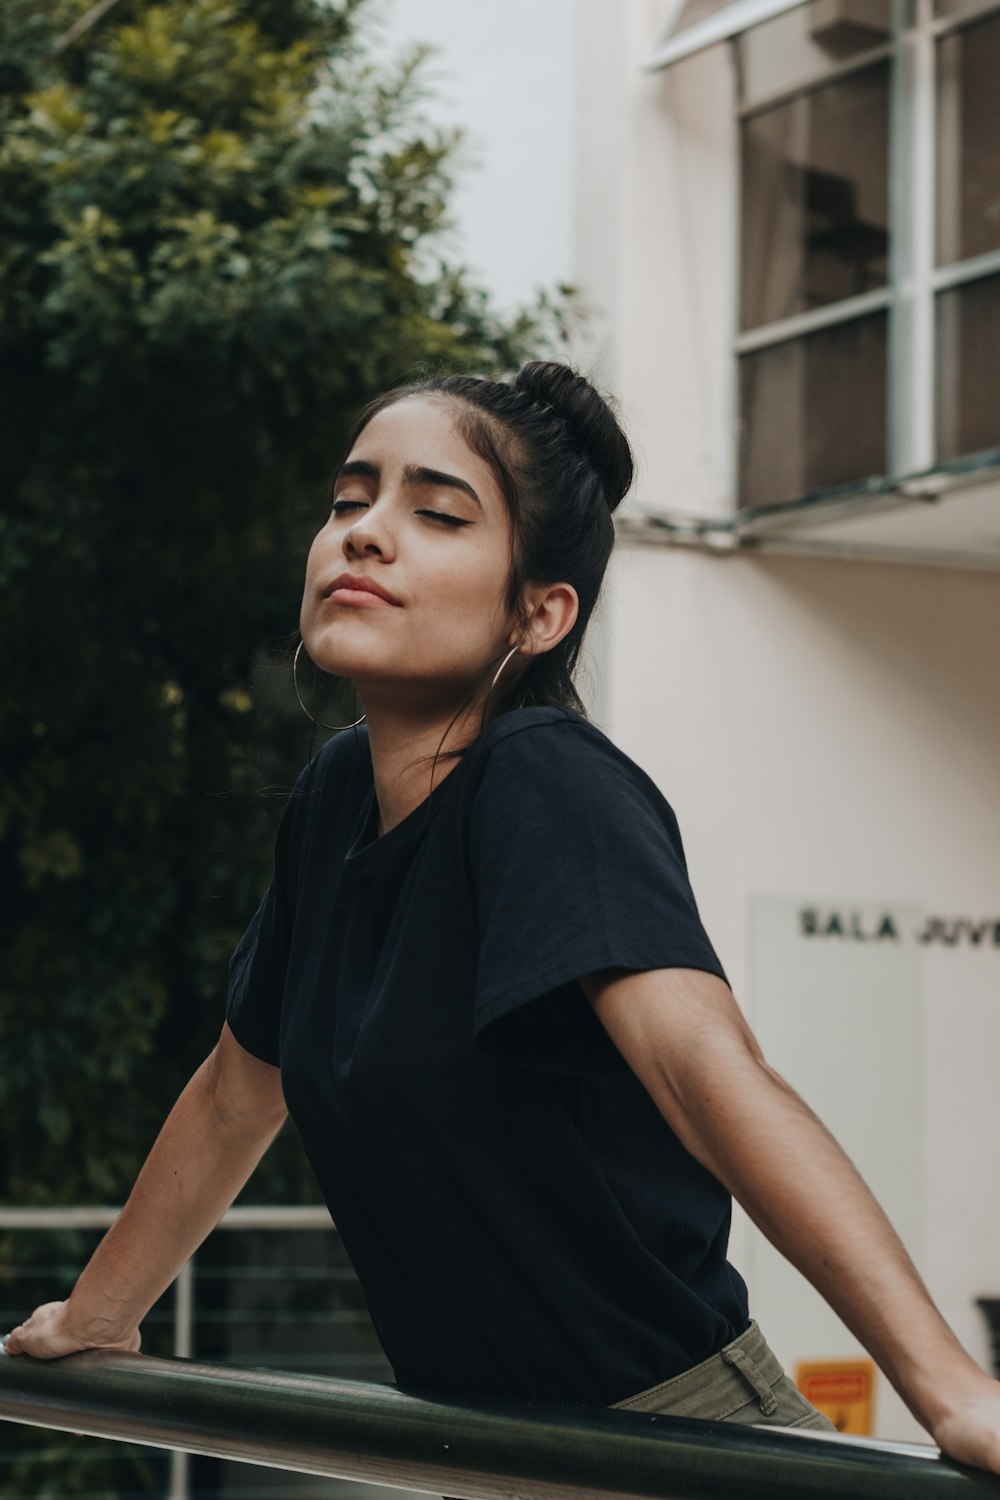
[{"x1": 516, "y1": 582, "x2": 579, "y2": 657}]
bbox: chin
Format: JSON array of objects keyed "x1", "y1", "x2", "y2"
[
  {"x1": 311, "y1": 645, "x2": 401, "y2": 684},
  {"x1": 300, "y1": 624, "x2": 369, "y2": 675},
  {"x1": 309, "y1": 652, "x2": 372, "y2": 681}
]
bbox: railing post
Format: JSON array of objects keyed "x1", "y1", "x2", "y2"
[{"x1": 168, "y1": 1259, "x2": 195, "y2": 1500}]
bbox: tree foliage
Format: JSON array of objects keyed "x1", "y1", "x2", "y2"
[{"x1": 0, "y1": 0, "x2": 569, "y2": 1210}]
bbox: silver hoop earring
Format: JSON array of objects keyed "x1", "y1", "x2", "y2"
[
  {"x1": 489, "y1": 642, "x2": 521, "y2": 696},
  {"x1": 293, "y1": 640, "x2": 366, "y2": 731}
]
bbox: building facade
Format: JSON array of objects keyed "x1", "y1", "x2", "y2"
[{"x1": 574, "y1": 0, "x2": 1000, "y2": 1441}]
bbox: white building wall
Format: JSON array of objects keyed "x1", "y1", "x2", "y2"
[
  {"x1": 574, "y1": 0, "x2": 738, "y2": 517},
  {"x1": 598, "y1": 546, "x2": 1000, "y2": 1439},
  {"x1": 577, "y1": 0, "x2": 1000, "y2": 1443}
]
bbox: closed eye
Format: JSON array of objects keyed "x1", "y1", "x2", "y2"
[
  {"x1": 417, "y1": 510, "x2": 472, "y2": 528},
  {"x1": 328, "y1": 499, "x2": 471, "y2": 529}
]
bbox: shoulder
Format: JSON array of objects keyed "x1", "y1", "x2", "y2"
[
  {"x1": 281, "y1": 726, "x2": 371, "y2": 822},
  {"x1": 473, "y1": 705, "x2": 647, "y2": 776},
  {"x1": 311, "y1": 723, "x2": 371, "y2": 781},
  {"x1": 472, "y1": 705, "x2": 607, "y2": 762},
  {"x1": 466, "y1": 706, "x2": 672, "y2": 818},
  {"x1": 463, "y1": 709, "x2": 698, "y2": 895}
]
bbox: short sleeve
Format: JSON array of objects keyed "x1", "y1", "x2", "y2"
[
  {"x1": 225, "y1": 762, "x2": 314, "y2": 1067},
  {"x1": 468, "y1": 720, "x2": 729, "y2": 1077}
]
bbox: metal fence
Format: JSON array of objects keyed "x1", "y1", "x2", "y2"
[
  {"x1": 0, "y1": 1205, "x2": 406, "y2": 1500},
  {"x1": 4, "y1": 1209, "x2": 1000, "y2": 1500}
]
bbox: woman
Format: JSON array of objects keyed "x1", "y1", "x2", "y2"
[{"x1": 6, "y1": 363, "x2": 1000, "y2": 1473}]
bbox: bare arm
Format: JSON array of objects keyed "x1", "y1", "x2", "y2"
[
  {"x1": 581, "y1": 966, "x2": 1000, "y2": 1473},
  {"x1": 5, "y1": 1022, "x2": 287, "y2": 1359}
]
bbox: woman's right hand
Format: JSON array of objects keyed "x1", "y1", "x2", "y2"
[
  {"x1": 3, "y1": 1030, "x2": 284, "y2": 1367},
  {"x1": 3, "y1": 1301, "x2": 141, "y2": 1360}
]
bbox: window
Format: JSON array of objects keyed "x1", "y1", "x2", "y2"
[
  {"x1": 735, "y1": 0, "x2": 1000, "y2": 511},
  {"x1": 740, "y1": 312, "x2": 888, "y2": 507},
  {"x1": 935, "y1": 9, "x2": 1000, "y2": 459},
  {"x1": 740, "y1": 64, "x2": 890, "y2": 326},
  {"x1": 935, "y1": 273, "x2": 1000, "y2": 459}
]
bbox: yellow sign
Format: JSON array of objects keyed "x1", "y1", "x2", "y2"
[{"x1": 795, "y1": 1360, "x2": 876, "y2": 1434}]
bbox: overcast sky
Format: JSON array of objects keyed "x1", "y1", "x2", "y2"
[{"x1": 362, "y1": 0, "x2": 577, "y2": 314}]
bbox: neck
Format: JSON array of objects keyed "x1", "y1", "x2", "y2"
[{"x1": 361, "y1": 694, "x2": 492, "y2": 836}]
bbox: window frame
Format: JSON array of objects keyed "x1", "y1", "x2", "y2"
[{"x1": 730, "y1": 0, "x2": 1000, "y2": 511}]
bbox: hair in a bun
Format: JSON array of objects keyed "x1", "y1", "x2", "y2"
[
  {"x1": 341, "y1": 360, "x2": 635, "y2": 720},
  {"x1": 512, "y1": 361, "x2": 633, "y2": 513}
]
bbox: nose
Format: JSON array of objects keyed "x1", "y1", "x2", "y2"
[{"x1": 342, "y1": 505, "x2": 395, "y2": 563}]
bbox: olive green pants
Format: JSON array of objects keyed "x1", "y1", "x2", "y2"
[{"x1": 608, "y1": 1319, "x2": 836, "y2": 1430}]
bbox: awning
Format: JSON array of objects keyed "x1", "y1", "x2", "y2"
[{"x1": 645, "y1": 0, "x2": 810, "y2": 70}]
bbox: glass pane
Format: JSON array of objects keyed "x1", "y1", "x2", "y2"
[
  {"x1": 740, "y1": 63, "x2": 890, "y2": 328},
  {"x1": 936, "y1": 274, "x2": 1000, "y2": 459},
  {"x1": 738, "y1": 312, "x2": 888, "y2": 509},
  {"x1": 738, "y1": 0, "x2": 891, "y2": 108},
  {"x1": 936, "y1": 12, "x2": 1000, "y2": 264},
  {"x1": 934, "y1": 0, "x2": 998, "y2": 20}
]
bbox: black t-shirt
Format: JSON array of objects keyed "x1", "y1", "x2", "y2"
[{"x1": 226, "y1": 706, "x2": 749, "y2": 1406}]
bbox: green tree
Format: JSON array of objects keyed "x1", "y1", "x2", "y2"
[
  {"x1": 0, "y1": 2, "x2": 572, "y2": 1489},
  {"x1": 0, "y1": 0, "x2": 567, "y2": 1210}
]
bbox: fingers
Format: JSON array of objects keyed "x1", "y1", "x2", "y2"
[
  {"x1": 3, "y1": 1302, "x2": 73, "y2": 1360},
  {"x1": 3, "y1": 1325, "x2": 39, "y2": 1356},
  {"x1": 3, "y1": 1325, "x2": 28, "y2": 1356},
  {"x1": 3, "y1": 1300, "x2": 143, "y2": 1361}
]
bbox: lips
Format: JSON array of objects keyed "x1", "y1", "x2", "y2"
[{"x1": 323, "y1": 573, "x2": 402, "y2": 606}]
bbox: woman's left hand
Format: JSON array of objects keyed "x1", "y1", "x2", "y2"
[{"x1": 930, "y1": 1376, "x2": 1000, "y2": 1474}]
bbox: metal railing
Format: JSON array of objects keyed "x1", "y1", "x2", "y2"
[
  {"x1": 0, "y1": 1204, "x2": 387, "y2": 1498},
  {"x1": 2, "y1": 1345, "x2": 999, "y2": 1500},
  {"x1": 4, "y1": 1210, "x2": 1000, "y2": 1500}
]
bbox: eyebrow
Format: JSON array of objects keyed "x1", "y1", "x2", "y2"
[{"x1": 334, "y1": 459, "x2": 482, "y2": 510}]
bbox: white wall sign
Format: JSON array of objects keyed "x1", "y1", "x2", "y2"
[
  {"x1": 746, "y1": 893, "x2": 1000, "y2": 1441},
  {"x1": 799, "y1": 905, "x2": 1000, "y2": 948}
]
